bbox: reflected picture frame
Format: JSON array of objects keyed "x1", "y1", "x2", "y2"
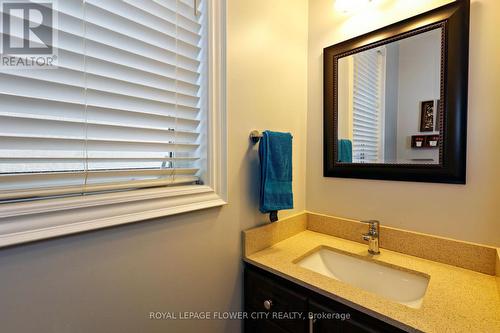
[{"x1": 420, "y1": 100, "x2": 435, "y2": 132}]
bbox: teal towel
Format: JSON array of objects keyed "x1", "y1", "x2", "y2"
[
  {"x1": 338, "y1": 139, "x2": 352, "y2": 163},
  {"x1": 259, "y1": 131, "x2": 293, "y2": 213}
]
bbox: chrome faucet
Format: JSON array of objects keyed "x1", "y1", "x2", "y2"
[{"x1": 362, "y1": 220, "x2": 380, "y2": 255}]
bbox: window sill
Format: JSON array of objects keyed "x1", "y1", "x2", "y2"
[{"x1": 0, "y1": 185, "x2": 226, "y2": 248}]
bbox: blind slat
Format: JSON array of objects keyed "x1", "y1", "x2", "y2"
[
  {"x1": 0, "y1": 175, "x2": 199, "y2": 201},
  {"x1": 0, "y1": 114, "x2": 200, "y2": 138},
  {"x1": 0, "y1": 93, "x2": 200, "y2": 125},
  {"x1": 0, "y1": 71, "x2": 200, "y2": 108}
]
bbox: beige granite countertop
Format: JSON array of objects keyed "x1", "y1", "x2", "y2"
[{"x1": 245, "y1": 229, "x2": 500, "y2": 333}]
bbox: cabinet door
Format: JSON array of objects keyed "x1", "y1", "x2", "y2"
[{"x1": 245, "y1": 268, "x2": 308, "y2": 333}]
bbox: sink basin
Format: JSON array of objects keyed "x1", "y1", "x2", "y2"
[{"x1": 296, "y1": 247, "x2": 429, "y2": 308}]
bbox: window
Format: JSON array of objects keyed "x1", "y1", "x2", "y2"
[
  {"x1": 351, "y1": 48, "x2": 386, "y2": 163},
  {"x1": 0, "y1": 0, "x2": 226, "y2": 247}
]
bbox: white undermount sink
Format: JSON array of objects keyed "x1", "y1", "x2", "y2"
[{"x1": 296, "y1": 247, "x2": 429, "y2": 309}]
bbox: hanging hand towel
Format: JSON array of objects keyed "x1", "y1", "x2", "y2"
[
  {"x1": 259, "y1": 131, "x2": 293, "y2": 216},
  {"x1": 338, "y1": 139, "x2": 353, "y2": 163}
]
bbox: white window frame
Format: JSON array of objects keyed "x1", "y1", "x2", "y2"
[{"x1": 0, "y1": 0, "x2": 227, "y2": 248}]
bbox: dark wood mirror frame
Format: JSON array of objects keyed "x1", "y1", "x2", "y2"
[{"x1": 324, "y1": 0, "x2": 469, "y2": 184}]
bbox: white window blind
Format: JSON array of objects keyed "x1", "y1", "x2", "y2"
[
  {"x1": 0, "y1": 0, "x2": 206, "y2": 202},
  {"x1": 352, "y1": 48, "x2": 385, "y2": 163}
]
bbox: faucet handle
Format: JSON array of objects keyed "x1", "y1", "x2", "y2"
[{"x1": 361, "y1": 220, "x2": 380, "y2": 234}]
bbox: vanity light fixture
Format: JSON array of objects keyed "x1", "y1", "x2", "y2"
[{"x1": 334, "y1": 0, "x2": 374, "y2": 14}]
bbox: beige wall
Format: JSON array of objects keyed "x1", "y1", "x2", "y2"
[
  {"x1": 0, "y1": 1, "x2": 309, "y2": 332},
  {"x1": 307, "y1": 0, "x2": 500, "y2": 247}
]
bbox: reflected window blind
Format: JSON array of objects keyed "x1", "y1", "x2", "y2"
[
  {"x1": 0, "y1": 0, "x2": 205, "y2": 201},
  {"x1": 352, "y1": 49, "x2": 384, "y2": 163}
]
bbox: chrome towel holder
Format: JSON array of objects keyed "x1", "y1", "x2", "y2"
[
  {"x1": 249, "y1": 130, "x2": 263, "y2": 144},
  {"x1": 250, "y1": 130, "x2": 293, "y2": 144}
]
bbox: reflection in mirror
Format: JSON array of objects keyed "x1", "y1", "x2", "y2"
[{"x1": 337, "y1": 28, "x2": 442, "y2": 164}]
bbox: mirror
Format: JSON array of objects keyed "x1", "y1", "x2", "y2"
[
  {"x1": 337, "y1": 28, "x2": 442, "y2": 165},
  {"x1": 324, "y1": 0, "x2": 469, "y2": 184}
]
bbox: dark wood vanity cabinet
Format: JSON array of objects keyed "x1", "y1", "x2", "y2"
[{"x1": 244, "y1": 263, "x2": 407, "y2": 333}]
